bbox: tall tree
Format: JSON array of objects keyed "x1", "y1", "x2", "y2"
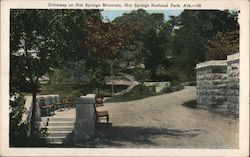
[
  {"x1": 205, "y1": 31, "x2": 239, "y2": 60},
  {"x1": 113, "y1": 10, "x2": 173, "y2": 81},
  {"x1": 10, "y1": 10, "x2": 63, "y2": 136},
  {"x1": 171, "y1": 10, "x2": 239, "y2": 81},
  {"x1": 83, "y1": 18, "x2": 134, "y2": 94}
]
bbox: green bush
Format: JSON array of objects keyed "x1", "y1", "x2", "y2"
[
  {"x1": 9, "y1": 94, "x2": 28, "y2": 146},
  {"x1": 10, "y1": 93, "x2": 49, "y2": 147},
  {"x1": 132, "y1": 84, "x2": 153, "y2": 94},
  {"x1": 161, "y1": 85, "x2": 172, "y2": 93},
  {"x1": 161, "y1": 81, "x2": 184, "y2": 93}
]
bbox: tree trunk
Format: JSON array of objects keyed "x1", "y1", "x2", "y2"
[
  {"x1": 30, "y1": 92, "x2": 37, "y2": 137},
  {"x1": 30, "y1": 84, "x2": 37, "y2": 137},
  {"x1": 97, "y1": 85, "x2": 100, "y2": 96},
  {"x1": 83, "y1": 86, "x2": 86, "y2": 95}
]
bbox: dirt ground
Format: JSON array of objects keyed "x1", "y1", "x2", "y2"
[{"x1": 83, "y1": 86, "x2": 239, "y2": 148}]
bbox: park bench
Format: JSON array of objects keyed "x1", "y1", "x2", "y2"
[
  {"x1": 54, "y1": 97, "x2": 74, "y2": 110},
  {"x1": 64, "y1": 98, "x2": 75, "y2": 108},
  {"x1": 94, "y1": 96, "x2": 109, "y2": 123},
  {"x1": 95, "y1": 110, "x2": 109, "y2": 123},
  {"x1": 54, "y1": 97, "x2": 66, "y2": 110},
  {"x1": 95, "y1": 95, "x2": 104, "y2": 107},
  {"x1": 39, "y1": 97, "x2": 55, "y2": 116}
]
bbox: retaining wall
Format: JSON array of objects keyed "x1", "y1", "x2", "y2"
[
  {"x1": 196, "y1": 53, "x2": 239, "y2": 116},
  {"x1": 227, "y1": 54, "x2": 240, "y2": 115}
]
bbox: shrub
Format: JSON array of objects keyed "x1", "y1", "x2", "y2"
[
  {"x1": 161, "y1": 85, "x2": 172, "y2": 93},
  {"x1": 132, "y1": 84, "x2": 153, "y2": 94},
  {"x1": 9, "y1": 93, "x2": 29, "y2": 146},
  {"x1": 161, "y1": 81, "x2": 184, "y2": 93},
  {"x1": 132, "y1": 67, "x2": 150, "y2": 84}
]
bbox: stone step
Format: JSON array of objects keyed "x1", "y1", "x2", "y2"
[
  {"x1": 48, "y1": 121, "x2": 75, "y2": 126},
  {"x1": 35, "y1": 121, "x2": 48, "y2": 127},
  {"x1": 47, "y1": 130, "x2": 73, "y2": 137},
  {"x1": 48, "y1": 117, "x2": 75, "y2": 121},
  {"x1": 46, "y1": 126, "x2": 74, "y2": 131},
  {"x1": 40, "y1": 117, "x2": 50, "y2": 121},
  {"x1": 43, "y1": 136, "x2": 66, "y2": 144}
]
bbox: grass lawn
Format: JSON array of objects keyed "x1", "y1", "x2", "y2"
[
  {"x1": 105, "y1": 92, "x2": 160, "y2": 102},
  {"x1": 37, "y1": 82, "x2": 184, "y2": 102},
  {"x1": 105, "y1": 84, "x2": 185, "y2": 103},
  {"x1": 39, "y1": 83, "x2": 80, "y2": 97},
  {"x1": 38, "y1": 83, "x2": 129, "y2": 98}
]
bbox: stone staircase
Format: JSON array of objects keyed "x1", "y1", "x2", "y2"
[{"x1": 37, "y1": 116, "x2": 75, "y2": 144}]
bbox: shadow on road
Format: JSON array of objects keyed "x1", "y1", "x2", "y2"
[{"x1": 76, "y1": 123, "x2": 205, "y2": 148}]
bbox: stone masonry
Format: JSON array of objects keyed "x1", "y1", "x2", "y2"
[
  {"x1": 227, "y1": 53, "x2": 240, "y2": 115},
  {"x1": 196, "y1": 53, "x2": 239, "y2": 116},
  {"x1": 74, "y1": 96, "x2": 96, "y2": 142}
]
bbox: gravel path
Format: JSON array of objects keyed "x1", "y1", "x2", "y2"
[{"x1": 93, "y1": 86, "x2": 238, "y2": 148}]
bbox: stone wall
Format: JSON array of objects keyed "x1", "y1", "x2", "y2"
[
  {"x1": 196, "y1": 61, "x2": 228, "y2": 110},
  {"x1": 74, "y1": 96, "x2": 95, "y2": 142},
  {"x1": 196, "y1": 53, "x2": 239, "y2": 116},
  {"x1": 227, "y1": 53, "x2": 240, "y2": 115}
]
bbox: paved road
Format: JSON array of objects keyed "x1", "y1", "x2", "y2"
[{"x1": 92, "y1": 86, "x2": 238, "y2": 148}]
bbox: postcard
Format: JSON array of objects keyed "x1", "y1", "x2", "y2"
[{"x1": 0, "y1": 0, "x2": 249, "y2": 156}]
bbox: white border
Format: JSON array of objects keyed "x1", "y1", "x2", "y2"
[{"x1": 1, "y1": 0, "x2": 249, "y2": 156}]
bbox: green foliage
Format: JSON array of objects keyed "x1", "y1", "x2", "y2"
[
  {"x1": 171, "y1": 10, "x2": 239, "y2": 81},
  {"x1": 63, "y1": 60, "x2": 90, "y2": 85},
  {"x1": 9, "y1": 94, "x2": 28, "y2": 145},
  {"x1": 132, "y1": 67, "x2": 150, "y2": 84},
  {"x1": 161, "y1": 81, "x2": 184, "y2": 93},
  {"x1": 105, "y1": 84, "x2": 157, "y2": 102},
  {"x1": 205, "y1": 31, "x2": 239, "y2": 60},
  {"x1": 114, "y1": 10, "x2": 173, "y2": 72},
  {"x1": 10, "y1": 9, "x2": 65, "y2": 136},
  {"x1": 156, "y1": 65, "x2": 168, "y2": 82},
  {"x1": 132, "y1": 84, "x2": 154, "y2": 94}
]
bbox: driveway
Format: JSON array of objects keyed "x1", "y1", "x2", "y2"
[{"x1": 84, "y1": 86, "x2": 239, "y2": 148}]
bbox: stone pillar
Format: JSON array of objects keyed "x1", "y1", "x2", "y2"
[
  {"x1": 227, "y1": 53, "x2": 239, "y2": 115},
  {"x1": 74, "y1": 96, "x2": 96, "y2": 142},
  {"x1": 196, "y1": 61, "x2": 227, "y2": 110}
]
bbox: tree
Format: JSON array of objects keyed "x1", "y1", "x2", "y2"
[
  {"x1": 62, "y1": 60, "x2": 90, "y2": 95},
  {"x1": 156, "y1": 65, "x2": 167, "y2": 82},
  {"x1": 205, "y1": 31, "x2": 239, "y2": 60},
  {"x1": 132, "y1": 67, "x2": 149, "y2": 84},
  {"x1": 171, "y1": 10, "x2": 239, "y2": 81},
  {"x1": 83, "y1": 18, "x2": 134, "y2": 94},
  {"x1": 10, "y1": 10, "x2": 62, "y2": 136},
  {"x1": 54, "y1": 10, "x2": 102, "y2": 64},
  {"x1": 113, "y1": 10, "x2": 173, "y2": 81}
]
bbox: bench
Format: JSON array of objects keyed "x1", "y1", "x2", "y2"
[
  {"x1": 95, "y1": 96, "x2": 104, "y2": 107},
  {"x1": 95, "y1": 110, "x2": 109, "y2": 123},
  {"x1": 93, "y1": 96, "x2": 109, "y2": 123},
  {"x1": 39, "y1": 97, "x2": 55, "y2": 116}
]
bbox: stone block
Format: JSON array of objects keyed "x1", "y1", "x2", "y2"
[{"x1": 74, "y1": 97, "x2": 96, "y2": 142}]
